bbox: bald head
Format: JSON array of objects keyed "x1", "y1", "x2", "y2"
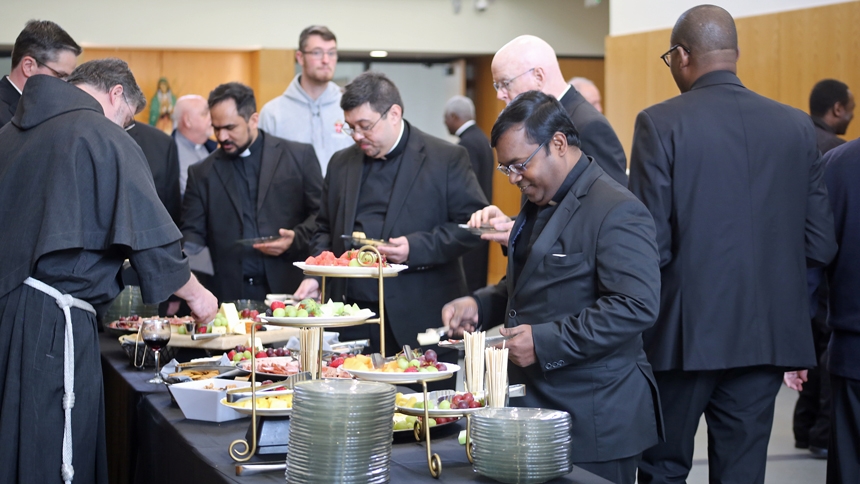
[
  {"x1": 492, "y1": 35, "x2": 569, "y2": 105},
  {"x1": 668, "y1": 5, "x2": 739, "y2": 92},
  {"x1": 174, "y1": 94, "x2": 212, "y2": 144},
  {"x1": 672, "y1": 5, "x2": 738, "y2": 62}
]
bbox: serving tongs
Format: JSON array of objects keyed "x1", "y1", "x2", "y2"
[{"x1": 225, "y1": 371, "x2": 311, "y2": 403}]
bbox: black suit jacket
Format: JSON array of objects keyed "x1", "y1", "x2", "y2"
[
  {"x1": 0, "y1": 76, "x2": 21, "y2": 128},
  {"x1": 559, "y1": 87, "x2": 628, "y2": 186},
  {"x1": 128, "y1": 123, "x2": 182, "y2": 225},
  {"x1": 182, "y1": 132, "x2": 323, "y2": 300},
  {"x1": 458, "y1": 123, "x2": 494, "y2": 292},
  {"x1": 475, "y1": 158, "x2": 663, "y2": 463},
  {"x1": 311, "y1": 123, "x2": 488, "y2": 348},
  {"x1": 629, "y1": 70, "x2": 838, "y2": 372}
]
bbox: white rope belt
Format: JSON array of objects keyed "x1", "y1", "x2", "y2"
[{"x1": 23, "y1": 277, "x2": 96, "y2": 484}]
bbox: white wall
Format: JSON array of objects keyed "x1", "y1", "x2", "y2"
[
  {"x1": 610, "y1": 0, "x2": 856, "y2": 36},
  {"x1": 2, "y1": 0, "x2": 609, "y2": 56}
]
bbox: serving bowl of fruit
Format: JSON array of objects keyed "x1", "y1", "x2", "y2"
[
  {"x1": 343, "y1": 349, "x2": 460, "y2": 382},
  {"x1": 395, "y1": 390, "x2": 486, "y2": 417}
]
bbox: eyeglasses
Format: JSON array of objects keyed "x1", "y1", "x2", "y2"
[
  {"x1": 342, "y1": 105, "x2": 392, "y2": 137},
  {"x1": 497, "y1": 140, "x2": 547, "y2": 176},
  {"x1": 35, "y1": 59, "x2": 71, "y2": 80},
  {"x1": 493, "y1": 68, "x2": 535, "y2": 92},
  {"x1": 302, "y1": 49, "x2": 338, "y2": 60},
  {"x1": 660, "y1": 44, "x2": 690, "y2": 67},
  {"x1": 122, "y1": 95, "x2": 137, "y2": 129}
]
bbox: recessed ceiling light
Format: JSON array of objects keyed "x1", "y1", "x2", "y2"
[{"x1": 369, "y1": 50, "x2": 388, "y2": 58}]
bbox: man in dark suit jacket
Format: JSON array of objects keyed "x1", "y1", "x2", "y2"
[
  {"x1": 444, "y1": 92, "x2": 662, "y2": 484},
  {"x1": 182, "y1": 83, "x2": 323, "y2": 301},
  {"x1": 1, "y1": 20, "x2": 80, "y2": 127},
  {"x1": 809, "y1": 79, "x2": 854, "y2": 155},
  {"x1": 818, "y1": 138, "x2": 860, "y2": 484},
  {"x1": 445, "y1": 95, "x2": 494, "y2": 292},
  {"x1": 127, "y1": 122, "x2": 182, "y2": 225},
  {"x1": 293, "y1": 72, "x2": 487, "y2": 356},
  {"x1": 492, "y1": 35, "x2": 627, "y2": 186},
  {"x1": 628, "y1": 6, "x2": 838, "y2": 483}
]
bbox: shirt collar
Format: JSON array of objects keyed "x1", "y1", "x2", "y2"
[
  {"x1": 548, "y1": 152, "x2": 589, "y2": 206},
  {"x1": 455, "y1": 119, "x2": 476, "y2": 137},
  {"x1": 176, "y1": 130, "x2": 204, "y2": 149},
  {"x1": 240, "y1": 131, "x2": 264, "y2": 158},
  {"x1": 6, "y1": 76, "x2": 22, "y2": 94},
  {"x1": 384, "y1": 120, "x2": 406, "y2": 157},
  {"x1": 557, "y1": 84, "x2": 572, "y2": 102}
]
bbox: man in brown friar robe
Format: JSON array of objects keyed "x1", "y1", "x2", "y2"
[{"x1": 0, "y1": 59, "x2": 217, "y2": 484}]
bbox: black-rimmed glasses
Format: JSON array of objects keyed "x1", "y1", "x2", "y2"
[
  {"x1": 342, "y1": 105, "x2": 392, "y2": 137},
  {"x1": 36, "y1": 59, "x2": 71, "y2": 80},
  {"x1": 497, "y1": 140, "x2": 547, "y2": 176},
  {"x1": 660, "y1": 44, "x2": 690, "y2": 67},
  {"x1": 493, "y1": 68, "x2": 536, "y2": 92}
]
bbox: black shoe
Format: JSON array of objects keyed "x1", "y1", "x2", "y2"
[
  {"x1": 795, "y1": 441, "x2": 809, "y2": 449},
  {"x1": 809, "y1": 446, "x2": 828, "y2": 459}
]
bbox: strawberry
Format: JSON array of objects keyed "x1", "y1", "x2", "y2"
[
  {"x1": 255, "y1": 351, "x2": 268, "y2": 359},
  {"x1": 270, "y1": 301, "x2": 286, "y2": 310}
]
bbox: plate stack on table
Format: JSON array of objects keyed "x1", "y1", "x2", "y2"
[
  {"x1": 286, "y1": 379, "x2": 395, "y2": 483},
  {"x1": 471, "y1": 407, "x2": 573, "y2": 484}
]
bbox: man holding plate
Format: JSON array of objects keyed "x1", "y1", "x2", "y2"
[{"x1": 443, "y1": 91, "x2": 662, "y2": 484}]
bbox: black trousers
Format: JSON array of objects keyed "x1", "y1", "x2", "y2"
[
  {"x1": 638, "y1": 366, "x2": 783, "y2": 484},
  {"x1": 827, "y1": 374, "x2": 860, "y2": 484},
  {"x1": 576, "y1": 453, "x2": 641, "y2": 484}
]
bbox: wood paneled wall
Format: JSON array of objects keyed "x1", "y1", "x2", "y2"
[
  {"x1": 79, "y1": 48, "x2": 295, "y2": 125},
  {"x1": 605, "y1": 1, "x2": 860, "y2": 160},
  {"x1": 472, "y1": 55, "x2": 607, "y2": 285}
]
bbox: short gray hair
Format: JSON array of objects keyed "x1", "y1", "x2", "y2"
[
  {"x1": 67, "y1": 58, "x2": 147, "y2": 114},
  {"x1": 444, "y1": 95, "x2": 475, "y2": 120}
]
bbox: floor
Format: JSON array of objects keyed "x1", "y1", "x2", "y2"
[{"x1": 686, "y1": 385, "x2": 827, "y2": 484}]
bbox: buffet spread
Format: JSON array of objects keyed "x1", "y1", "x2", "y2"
[{"x1": 107, "y1": 247, "x2": 580, "y2": 484}]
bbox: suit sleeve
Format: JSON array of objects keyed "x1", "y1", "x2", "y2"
[
  {"x1": 163, "y1": 139, "x2": 182, "y2": 226},
  {"x1": 579, "y1": 120, "x2": 628, "y2": 186},
  {"x1": 180, "y1": 165, "x2": 208, "y2": 248},
  {"x1": 473, "y1": 277, "x2": 509, "y2": 329},
  {"x1": 531, "y1": 199, "x2": 661, "y2": 367},
  {"x1": 803, "y1": 125, "x2": 838, "y2": 267},
  {"x1": 287, "y1": 145, "x2": 323, "y2": 256},
  {"x1": 405, "y1": 146, "x2": 489, "y2": 266},
  {"x1": 628, "y1": 111, "x2": 674, "y2": 268}
]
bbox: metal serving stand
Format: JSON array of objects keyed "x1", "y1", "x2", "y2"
[{"x1": 227, "y1": 246, "x2": 397, "y2": 462}]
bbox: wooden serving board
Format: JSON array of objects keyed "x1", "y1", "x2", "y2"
[{"x1": 167, "y1": 327, "x2": 301, "y2": 351}]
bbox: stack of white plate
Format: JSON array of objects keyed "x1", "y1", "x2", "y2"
[
  {"x1": 285, "y1": 379, "x2": 395, "y2": 484},
  {"x1": 470, "y1": 407, "x2": 573, "y2": 484}
]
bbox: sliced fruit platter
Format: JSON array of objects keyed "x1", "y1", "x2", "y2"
[
  {"x1": 395, "y1": 390, "x2": 486, "y2": 417},
  {"x1": 262, "y1": 299, "x2": 376, "y2": 325},
  {"x1": 220, "y1": 383, "x2": 294, "y2": 417},
  {"x1": 294, "y1": 250, "x2": 407, "y2": 276},
  {"x1": 235, "y1": 355, "x2": 351, "y2": 379},
  {"x1": 393, "y1": 412, "x2": 460, "y2": 432},
  {"x1": 343, "y1": 349, "x2": 460, "y2": 382}
]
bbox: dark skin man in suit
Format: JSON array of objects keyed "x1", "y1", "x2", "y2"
[
  {"x1": 629, "y1": 6, "x2": 837, "y2": 484},
  {"x1": 443, "y1": 91, "x2": 662, "y2": 484}
]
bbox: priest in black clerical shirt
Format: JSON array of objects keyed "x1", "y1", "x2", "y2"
[
  {"x1": 443, "y1": 91, "x2": 662, "y2": 484},
  {"x1": 181, "y1": 83, "x2": 323, "y2": 301},
  {"x1": 293, "y1": 72, "x2": 487, "y2": 363}
]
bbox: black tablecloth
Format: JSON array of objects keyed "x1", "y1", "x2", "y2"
[{"x1": 135, "y1": 392, "x2": 611, "y2": 484}]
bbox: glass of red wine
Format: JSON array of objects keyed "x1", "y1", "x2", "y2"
[{"x1": 141, "y1": 319, "x2": 171, "y2": 384}]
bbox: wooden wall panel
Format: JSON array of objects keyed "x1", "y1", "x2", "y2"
[
  {"x1": 252, "y1": 49, "x2": 296, "y2": 108},
  {"x1": 558, "y1": 58, "x2": 606, "y2": 113},
  {"x1": 606, "y1": 2, "x2": 860, "y2": 158}
]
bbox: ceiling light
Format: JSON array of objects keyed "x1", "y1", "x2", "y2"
[{"x1": 369, "y1": 50, "x2": 388, "y2": 58}]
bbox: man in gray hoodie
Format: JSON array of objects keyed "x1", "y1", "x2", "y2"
[{"x1": 259, "y1": 25, "x2": 353, "y2": 176}]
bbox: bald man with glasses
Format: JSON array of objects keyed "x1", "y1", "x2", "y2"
[{"x1": 1, "y1": 20, "x2": 80, "y2": 127}]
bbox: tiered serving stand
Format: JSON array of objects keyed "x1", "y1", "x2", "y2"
[{"x1": 227, "y1": 246, "x2": 399, "y2": 462}]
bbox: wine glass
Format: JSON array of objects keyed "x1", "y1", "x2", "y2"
[{"x1": 141, "y1": 319, "x2": 171, "y2": 383}]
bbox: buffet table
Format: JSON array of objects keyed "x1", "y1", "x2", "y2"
[
  {"x1": 134, "y1": 392, "x2": 611, "y2": 484},
  {"x1": 100, "y1": 332, "x2": 610, "y2": 484}
]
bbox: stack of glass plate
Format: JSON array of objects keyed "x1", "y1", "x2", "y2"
[
  {"x1": 285, "y1": 379, "x2": 395, "y2": 484},
  {"x1": 470, "y1": 407, "x2": 573, "y2": 484}
]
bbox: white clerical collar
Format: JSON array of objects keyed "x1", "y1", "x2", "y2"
[
  {"x1": 455, "y1": 119, "x2": 476, "y2": 137},
  {"x1": 6, "y1": 76, "x2": 22, "y2": 94},
  {"x1": 384, "y1": 120, "x2": 406, "y2": 156},
  {"x1": 240, "y1": 148, "x2": 251, "y2": 157},
  {"x1": 557, "y1": 84, "x2": 572, "y2": 101}
]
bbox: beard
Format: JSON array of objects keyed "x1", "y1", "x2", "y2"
[{"x1": 220, "y1": 137, "x2": 253, "y2": 160}]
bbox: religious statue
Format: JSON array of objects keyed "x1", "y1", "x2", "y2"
[{"x1": 149, "y1": 77, "x2": 176, "y2": 134}]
